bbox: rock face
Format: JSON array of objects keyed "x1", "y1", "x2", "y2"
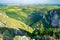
[
  {"x1": 0, "y1": 21, "x2": 5, "y2": 27},
  {"x1": 51, "y1": 14, "x2": 59, "y2": 27},
  {"x1": 0, "y1": 12, "x2": 8, "y2": 18},
  {"x1": 47, "y1": 10, "x2": 60, "y2": 27},
  {"x1": 14, "y1": 36, "x2": 30, "y2": 40},
  {"x1": 0, "y1": 12, "x2": 9, "y2": 27}
]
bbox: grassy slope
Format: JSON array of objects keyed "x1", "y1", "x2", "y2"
[{"x1": 0, "y1": 12, "x2": 34, "y2": 33}]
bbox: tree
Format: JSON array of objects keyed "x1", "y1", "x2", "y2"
[{"x1": 26, "y1": 11, "x2": 43, "y2": 26}]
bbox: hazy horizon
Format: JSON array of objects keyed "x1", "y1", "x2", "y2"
[{"x1": 0, "y1": 0, "x2": 60, "y2": 5}]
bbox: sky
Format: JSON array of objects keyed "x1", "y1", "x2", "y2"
[{"x1": 0, "y1": 0, "x2": 60, "y2": 4}]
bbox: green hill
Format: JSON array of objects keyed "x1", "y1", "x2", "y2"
[{"x1": 0, "y1": 12, "x2": 34, "y2": 33}]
